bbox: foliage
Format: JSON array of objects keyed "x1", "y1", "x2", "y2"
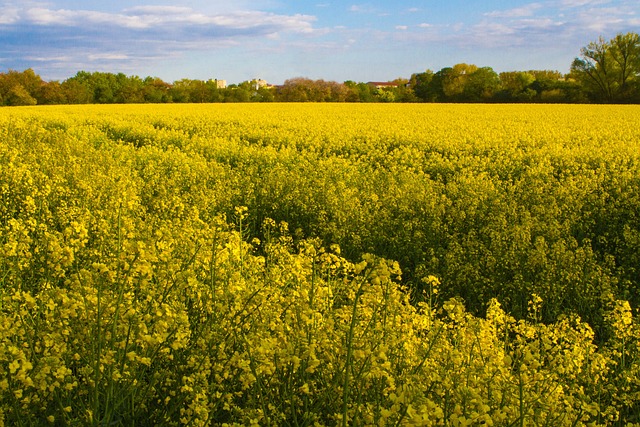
[
  {"x1": 571, "y1": 33, "x2": 640, "y2": 103},
  {"x1": 0, "y1": 104, "x2": 639, "y2": 425}
]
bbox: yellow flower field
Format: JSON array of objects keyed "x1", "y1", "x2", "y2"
[{"x1": 0, "y1": 103, "x2": 639, "y2": 425}]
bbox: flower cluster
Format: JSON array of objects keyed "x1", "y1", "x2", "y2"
[{"x1": 0, "y1": 104, "x2": 639, "y2": 425}]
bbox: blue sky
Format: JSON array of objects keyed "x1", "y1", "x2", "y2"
[{"x1": 1, "y1": 0, "x2": 638, "y2": 84}]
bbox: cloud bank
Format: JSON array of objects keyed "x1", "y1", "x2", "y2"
[
  {"x1": 0, "y1": 0, "x2": 638, "y2": 83},
  {"x1": 0, "y1": 2, "x2": 317, "y2": 78}
]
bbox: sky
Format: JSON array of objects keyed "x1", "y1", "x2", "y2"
[{"x1": 1, "y1": 0, "x2": 639, "y2": 84}]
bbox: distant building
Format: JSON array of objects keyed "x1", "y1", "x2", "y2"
[
  {"x1": 253, "y1": 79, "x2": 268, "y2": 90},
  {"x1": 215, "y1": 79, "x2": 227, "y2": 89}
]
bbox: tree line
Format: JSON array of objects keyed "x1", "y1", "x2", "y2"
[{"x1": 1, "y1": 32, "x2": 639, "y2": 106}]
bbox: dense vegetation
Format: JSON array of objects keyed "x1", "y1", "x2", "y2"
[
  {"x1": 1, "y1": 104, "x2": 639, "y2": 425},
  {"x1": 1, "y1": 32, "x2": 639, "y2": 106}
]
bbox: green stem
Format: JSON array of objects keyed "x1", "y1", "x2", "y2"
[{"x1": 342, "y1": 280, "x2": 364, "y2": 427}]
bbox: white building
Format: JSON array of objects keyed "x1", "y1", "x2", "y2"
[{"x1": 254, "y1": 79, "x2": 268, "y2": 90}]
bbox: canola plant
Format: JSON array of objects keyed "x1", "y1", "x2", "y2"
[{"x1": 0, "y1": 104, "x2": 639, "y2": 426}]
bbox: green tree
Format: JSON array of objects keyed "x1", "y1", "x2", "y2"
[
  {"x1": 4, "y1": 84, "x2": 37, "y2": 106},
  {"x1": 571, "y1": 32, "x2": 640, "y2": 102},
  {"x1": 222, "y1": 83, "x2": 251, "y2": 102},
  {"x1": 342, "y1": 81, "x2": 376, "y2": 102},
  {"x1": 142, "y1": 77, "x2": 172, "y2": 103},
  {"x1": 275, "y1": 78, "x2": 348, "y2": 102},
  {"x1": 187, "y1": 79, "x2": 210, "y2": 103},
  {"x1": 498, "y1": 71, "x2": 536, "y2": 102},
  {"x1": 88, "y1": 72, "x2": 119, "y2": 103},
  {"x1": 442, "y1": 63, "x2": 478, "y2": 101},
  {"x1": 609, "y1": 32, "x2": 640, "y2": 100},
  {"x1": 0, "y1": 69, "x2": 43, "y2": 105},
  {"x1": 169, "y1": 79, "x2": 193, "y2": 103},
  {"x1": 38, "y1": 80, "x2": 67, "y2": 105},
  {"x1": 13, "y1": 69, "x2": 43, "y2": 96},
  {"x1": 463, "y1": 67, "x2": 500, "y2": 102},
  {"x1": 427, "y1": 67, "x2": 453, "y2": 102},
  {"x1": 276, "y1": 78, "x2": 313, "y2": 102},
  {"x1": 205, "y1": 80, "x2": 223, "y2": 102},
  {"x1": 114, "y1": 73, "x2": 144, "y2": 103},
  {"x1": 61, "y1": 79, "x2": 93, "y2": 104},
  {"x1": 66, "y1": 71, "x2": 119, "y2": 103},
  {"x1": 389, "y1": 78, "x2": 417, "y2": 102},
  {"x1": 375, "y1": 89, "x2": 396, "y2": 103},
  {"x1": 410, "y1": 70, "x2": 435, "y2": 102},
  {"x1": 38, "y1": 81, "x2": 67, "y2": 105},
  {"x1": 254, "y1": 86, "x2": 275, "y2": 102}
]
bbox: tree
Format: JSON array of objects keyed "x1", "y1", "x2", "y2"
[
  {"x1": 571, "y1": 37, "x2": 614, "y2": 102},
  {"x1": 169, "y1": 79, "x2": 193, "y2": 103},
  {"x1": 327, "y1": 81, "x2": 351, "y2": 102},
  {"x1": 0, "y1": 69, "x2": 43, "y2": 105},
  {"x1": 425, "y1": 64, "x2": 498, "y2": 102},
  {"x1": 426, "y1": 67, "x2": 453, "y2": 102},
  {"x1": 281, "y1": 78, "x2": 351, "y2": 102},
  {"x1": 463, "y1": 67, "x2": 500, "y2": 102},
  {"x1": 205, "y1": 80, "x2": 223, "y2": 102},
  {"x1": 142, "y1": 77, "x2": 172, "y2": 103},
  {"x1": 571, "y1": 32, "x2": 640, "y2": 102},
  {"x1": 65, "y1": 71, "x2": 119, "y2": 103},
  {"x1": 187, "y1": 79, "x2": 209, "y2": 103},
  {"x1": 410, "y1": 70, "x2": 435, "y2": 102},
  {"x1": 389, "y1": 78, "x2": 417, "y2": 102},
  {"x1": 442, "y1": 63, "x2": 478, "y2": 101},
  {"x1": 609, "y1": 32, "x2": 640, "y2": 100},
  {"x1": 342, "y1": 81, "x2": 376, "y2": 102},
  {"x1": 498, "y1": 71, "x2": 536, "y2": 102},
  {"x1": 39, "y1": 81, "x2": 67, "y2": 105},
  {"x1": 254, "y1": 86, "x2": 275, "y2": 102},
  {"x1": 225, "y1": 82, "x2": 252, "y2": 102},
  {"x1": 276, "y1": 78, "x2": 309, "y2": 102},
  {"x1": 4, "y1": 84, "x2": 37, "y2": 106},
  {"x1": 12, "y1": 69, "x2": 43, "y2": 96},
  {"x1": 61, "y1": 79, "x2": 93, "y2": 104},
  {"x1": 114, "y1": 73, "x2": 144, "y2": 103},
  {"x1": 375, "y1": 89, "x2": 396, "y2": 103}
]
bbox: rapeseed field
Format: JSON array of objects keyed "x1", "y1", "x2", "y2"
[{"x1": 1, "y1": 103, "x2": 639, "y2": 425}]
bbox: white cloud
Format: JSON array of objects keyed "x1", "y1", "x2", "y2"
[
  {"x1": 521, "y1": 17, "x2": 564, "y2": 28},
  {"x1": 24, "y1": 55, "x2": 73, "y2": 62},
  {"x1": 88, "y1": 53, "x2": 129, "y2": 61},
  {"x1": 0, "y1": 5, "x2": 20, "y2": 24},
  {"x1": 125, "y1": 6, "x2": 194, "y2": 15},
  {"x1": 485, "y1": 3, "x2": 543, "y2": 18},
  {"x1": 0, "y1": 2, "x2": 322, "y2": 81},
  {"x1": 559, "y1": 0, "x2": 611, "y2": 7},
  {"x1": 2, "y1": 0, "x2": 639, "y2": 82},
  {"x1": 349, "y1": 4, "x2": 377, "y2": 13},
  {"x1": 464, "y1": 0, "x2": 639, "y2": 51},
  {"x1": 10, "y1": 5, "x2": 316, "y2": 34},
  {"x1": 471, "y1": 21, "x2": 517, "y2": 38},
  {"x1": 561, "y1": 3, "x2": 637, "y2": 34}
]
